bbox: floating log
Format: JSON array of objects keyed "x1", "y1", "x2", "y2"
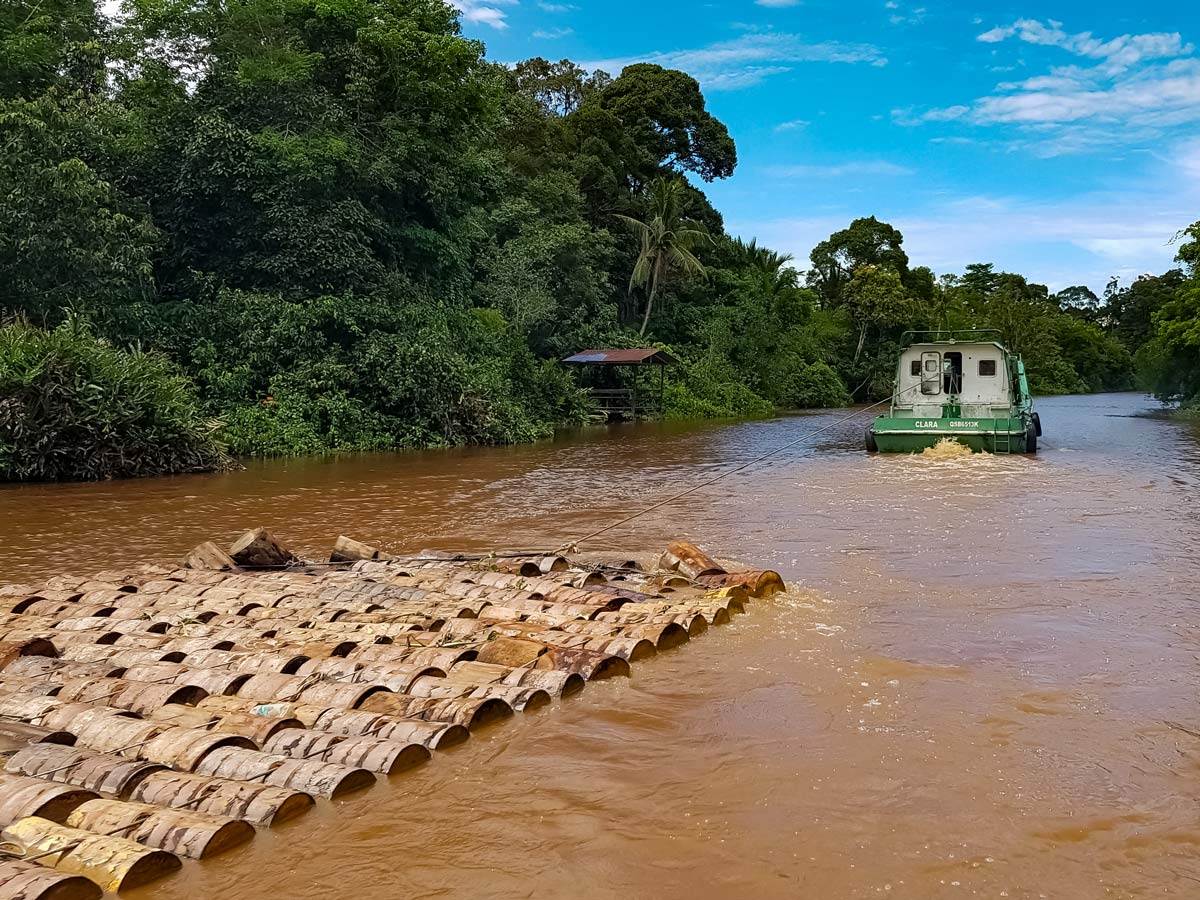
[
  {"x1": 330, "y1": 536, "x2": 384, "y2": 564},
  {"x1": 0, "y1": 857, "x2": 102, "y2": 900},
  {"x1": 1, "y1": 817, "x2": 181, "y2": 893},
  {"x1": 696, "y1": 569, "x2": 785, "y2": 597},
  {"x1": 229, "y1": 529, "x2": 294, "y2": 569},
  {"x1": 0, "y1": 532, "x2": 784, "y2": 898},
  {"x1": 0, "y1": 775, "x2": 98, "y2": 828},
  {"x1": 659, "y1": 541, "x2": 726, "y2": 580},
  {"x1": 358, "y1": 693, "x2": 513, "y2": 730},
  {"x1": 55, "y1": 679, "x2": 208, "y2": 716},
  {"x1": 0, "y1": 639, "x2": 58, "y2": 671},
  {"x1": 4, "y1": 745, "x2": 165, "y2": 797},
  {"x1": 139, "y1": 728, "x2": 257, "y2": 772},
  {"x1": 0, "y1": 724, "x2": 75, "y2": 755},
  {"x1": 183, "y1": 542, "x2": 241, "y2": 572},
  {"x1": 261, "y1": 730, "x2": 430, "y2": 776},
  {"x1": 65, "y1": 799, "x2": 255, "y2": 860},
  {"x1": 67, "y1": 714, "x2": 163, "y2": 758},
  {"x1": 192, "y1": 747, "x2": 376, "y2": 800},
  {"x1": 126, "y1": 770, "x2": 314, "y2": 827}
]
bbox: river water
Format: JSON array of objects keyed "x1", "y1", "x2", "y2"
[{"x1": 5, "y1": 392, "x2": 1200, "y2": 899}]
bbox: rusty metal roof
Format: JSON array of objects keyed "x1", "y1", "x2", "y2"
[{"x1": 562, "y1": 349, "x2": 680, "y2": 366}]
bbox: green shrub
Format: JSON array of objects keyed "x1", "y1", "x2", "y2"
[
  {"x1": 772, "y1": 357, "x2": 849, "y2": 409},
  {"x1": 176, "y1": 289, "x2": 590, "y2": 457},
  {"x1": 664, "y1": 356, "x2": 775, "y2": 419},
  {"x1": 1027, "y1": 357, "x2": 1087, "y2": 396},
  {"x1": 0, "y1": 318, "x2": 229, "y2": 480}
]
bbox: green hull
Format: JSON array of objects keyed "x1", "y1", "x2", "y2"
[{"x1": 870, "y1": 416, "x2": 1031, "y2": 454}]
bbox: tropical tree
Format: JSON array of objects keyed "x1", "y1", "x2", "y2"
[
  {"x1": 617, "y1": 178, "x2": 712, "y2": 336},
  {"x1": 841, "y1": 264, "x2": 912, "y2": 361},
  {"x1": 808, "y1": 216, "x2": 909, "y2": 305}
]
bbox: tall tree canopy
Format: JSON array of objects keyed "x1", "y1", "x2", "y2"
[{"x1": 809, "y1": 216, "x2": 910, "y2": 305}]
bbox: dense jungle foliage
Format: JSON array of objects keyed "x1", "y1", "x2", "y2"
[{"x1": 1, "y1": 0, "x2": 1197, "y2": 480}]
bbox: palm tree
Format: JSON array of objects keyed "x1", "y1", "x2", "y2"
[
  {"x1": 730, "y1": 237, "x2": 799, "y2": 297},
  {"x1": 617, "y1": 178, "x2": 712, "y2": 336}
]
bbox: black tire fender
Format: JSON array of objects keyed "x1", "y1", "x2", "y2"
[{"x1": 865, "y1": 428, "x2": 878, "y2": 453}]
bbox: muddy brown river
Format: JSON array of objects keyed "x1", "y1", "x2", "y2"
[{"x1": 5, "y1": 392, "x2": 1200, "y2": 899}]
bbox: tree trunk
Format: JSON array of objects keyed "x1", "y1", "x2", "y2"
[
  {"x1": 854, "y1": 322, "x2": 868, "y2": 363},
  {"x1": 229, "y1": 528, "x2": 293, "y2": 569},
  {"x1": 639, "y1": 264, "x2": 662, "y2": 337}
]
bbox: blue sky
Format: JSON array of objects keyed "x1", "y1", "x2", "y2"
[{"x1": 453, "y1": 0, "x2": 1200, "y2": 292}]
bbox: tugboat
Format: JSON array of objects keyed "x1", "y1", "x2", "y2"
[{"x1": 867, "y1": 330, "x2": 1040, "y2": 454}]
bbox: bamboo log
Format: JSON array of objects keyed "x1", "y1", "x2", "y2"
[
  {"x1": 2, "y1": 658, "x2": 125, "y2": 680},
  {"x1": 472, "y1": 637, "x2": 546, "y2": 668},
  {"x1": 0, "y1": 857, "x2": 101, "y2": 900},
  {"x1": 0, "y1": 677, "x2": 63, "y2": 699},
  {"x1": 535, "y1": 646, "x2": 631, "y2": 680},
  {"x1": 36, "y1": 704, "x2": 137, "y2": 734},
  {"x1": 1, "y1": 817, "x2": 181, "y2": 892},
  {"x1": 55, "y1": 678, "x2": 208, "y2": 715},
  {"x1": 0, "y1": 694, "x2": 62, "y2": 724}
]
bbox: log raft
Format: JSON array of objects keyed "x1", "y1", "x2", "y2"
[{"x1": 0, "y1": 531, "x2": 783, "y2": 896}]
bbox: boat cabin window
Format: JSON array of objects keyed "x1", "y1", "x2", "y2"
[
  {"x1": 911, "y1": 360, "x2": 921, "y2": 376},
  {"x1": 979, "y1": 359, "x2": 997, "y2": 376},
  {"x1": 920, "y1": 352, "x2": 942, "y2": 395}
]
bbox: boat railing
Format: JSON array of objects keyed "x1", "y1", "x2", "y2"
[{"x1": 900, "y1": 329, "x2": 1004, "y2": 347}]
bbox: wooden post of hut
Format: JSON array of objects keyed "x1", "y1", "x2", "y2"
[{"x1": 562, "y1": 349, "x2": 679, "y2": 421}]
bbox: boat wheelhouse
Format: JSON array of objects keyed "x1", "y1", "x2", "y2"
[{"x1": 867, "y1": 330, "x2": 1040, "y2": 454}]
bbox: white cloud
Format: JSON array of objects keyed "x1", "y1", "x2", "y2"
[
  {"x1": 581, "y1": 32, "x2": 887, "y2": 90},
  {"x1": 756, "y1": 0, "x2": 801, "y2": 6},
  {"x1": 976, "y1": 19, "x2": 1192, "y2": 74},
  {"x1": 768, "y1": 161, "x2": 914, "y2": 177},
  {"x1": 886, "y1": 3, "x2": 926, "y2": 26},
  {"x1": 774, "y1": 119, "x2": 811, "y2": 132},
  {"x1": 908, "y1": 19, "x2": 1200, "y2": 153},
  {"x1": 537, "y1": 1, "x2": 577, "y2": 10},
  {"x1": 533, "y1": 27, "x2": 573, "y2": 39},
  {"x1": 450, "y1": 0, "x2": 518, "y2": 30},
  {"x1": 731, "y1": 141, "x2": 1200, "y2": 292}
]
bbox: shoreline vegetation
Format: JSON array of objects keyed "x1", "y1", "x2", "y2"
[{"x1": 2, "y1": 1, "x2": 1198, "y2": 482}]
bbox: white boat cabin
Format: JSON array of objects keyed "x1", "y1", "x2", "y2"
[{"x1": 894, "y1": 342, "x2": 1013, "y2": 419}]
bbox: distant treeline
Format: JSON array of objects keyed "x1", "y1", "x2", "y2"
[{"x1": 2, "y1": 0, "x2": 1197, "y2": 480}]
